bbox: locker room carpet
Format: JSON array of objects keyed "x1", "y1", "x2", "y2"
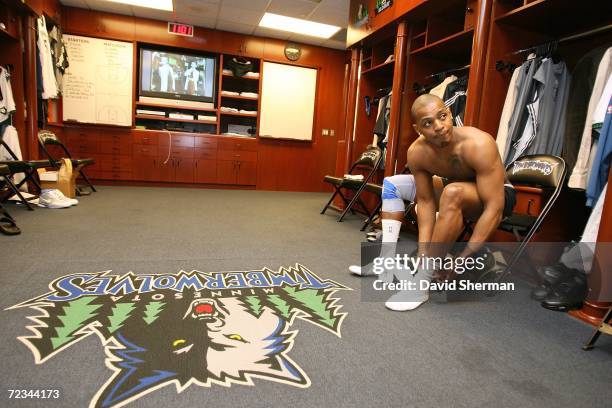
[{"x1": 1, "y1": 186, "x2": 610, "y2": 408}]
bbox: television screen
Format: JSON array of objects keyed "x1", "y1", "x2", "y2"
[{"x1": 139, "y1": 48, "x2": 216, "y2": 103}]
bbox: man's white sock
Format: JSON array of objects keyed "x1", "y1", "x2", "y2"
[{"x1": 382, "y1": 219, "x2": 402, "y2": 243}]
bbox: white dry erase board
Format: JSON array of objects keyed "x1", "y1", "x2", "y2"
[
  {"x1": 62, "y1": 35, "x2": 133, "y2": 126},
  {"x1": 259, "y1": 62, "x2": 317, "y2": 141}
]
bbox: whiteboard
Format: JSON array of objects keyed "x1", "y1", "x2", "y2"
[
  {"x1": 259, "y1": 62, "x2": 317, "y2": 141},
  {"x1": 62, "y1": 35, "x2": 133, "y2": 126}
]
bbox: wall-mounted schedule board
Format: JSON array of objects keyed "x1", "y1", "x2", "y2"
[
  {"x1": 62, "y1": 35, "x2": 133, "y2": 126},
  {"x1": 259, "y1": 62, "x2": 317, "y2": 141}
]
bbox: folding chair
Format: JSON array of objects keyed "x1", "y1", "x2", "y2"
[
  {"x1": 321, "y1": 145, "x2": 382, "y2": 222},
  {"x1": 38, "y1": 130, "x2": 96, "y2": 195},
  {"x1": 0, "y1": 164, "x2": 21, "y2": 235},
  {"x1": 476, "y1": 155, "x2": 567, "y2": 288},
  {"x1": 0, "y1": 135, "x2": 49, "y2": 210}
]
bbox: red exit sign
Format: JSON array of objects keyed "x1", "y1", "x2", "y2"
[{"x1": 168, "y1": 22, "x2": 194, "y2": 37}]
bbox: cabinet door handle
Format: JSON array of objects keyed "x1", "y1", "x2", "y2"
[{"x1": 527, "y1": 199, "x2": 535, "y2": 215}]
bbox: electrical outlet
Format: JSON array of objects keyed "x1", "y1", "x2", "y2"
[
  {"x1": 329, "y1": 129, "x2": 335, "y2": 136},
  {"x1": 322, "y1": 129, "x2": 329, "y2": 135}
]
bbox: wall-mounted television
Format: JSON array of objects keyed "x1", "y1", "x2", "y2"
[{"x1": 139, "y1": 46, "x2": 217, "y2": 104}]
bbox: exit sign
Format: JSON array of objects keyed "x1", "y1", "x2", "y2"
[{"x1": 168, "y1": 22, "x2": 194, "y2": 37}]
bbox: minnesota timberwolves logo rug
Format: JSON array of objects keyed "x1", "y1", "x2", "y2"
[{"x1": 6, "y1": 264, "x2": 349, "y2": 408}]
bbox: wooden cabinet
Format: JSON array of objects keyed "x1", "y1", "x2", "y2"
[
  {"x1": 193, "y1": 137, "x2": 218, "y2": 183},
  {"x1": 97, "y1": 132, "x2": 132, "y2": 180},
  {"x1": 217, "y1": 139, "x2": 258, "y2": 185},
  {"x1": 132, "y1": 144, "x2": 159, "y2": 181}
]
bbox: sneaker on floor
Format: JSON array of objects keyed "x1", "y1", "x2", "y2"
[
  {"x1": 384, "y1": 291, "x2": 429, "y2": 311},
  {"x1": 349, "y1": 264, "x2": 377, "y2": 276},
  {"x1": 53, "y1": 189, "x2": 78, "y2": 206},
  {"x1": 37, "y1": 190, "x2": 72, "y2": 209}
]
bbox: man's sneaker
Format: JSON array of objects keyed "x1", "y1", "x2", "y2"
[
  {"x1": 349, "y1": 264, "x2": 377, "y2": 276},
  {"x1": 385, "y1": 292, "x2": 429, "y2": 311},
  {"x1": 37, "y1": 190, "x2": 72, "y2": 209},
  {"x1": 54, "y1": 189, "x2": 78, "y2": 206}
]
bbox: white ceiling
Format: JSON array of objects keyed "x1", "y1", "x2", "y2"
[{"x1": 59, "y1": 0, "x2": 350, "y2": 49}]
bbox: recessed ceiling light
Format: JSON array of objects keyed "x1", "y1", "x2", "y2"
[
  {"x1": 259, "y1": 12, "x2": 341, "y2": 39},
  {"x1": 104, "y1": 0, "x2": 173, "y2": 12}
]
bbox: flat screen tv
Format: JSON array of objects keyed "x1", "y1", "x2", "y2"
[{"x1": 139, "y1": 46, "x2": 217, "y2": 104}]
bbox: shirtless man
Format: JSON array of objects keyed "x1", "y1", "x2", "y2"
[{"x1": 351, "y1": 94, "x2": 515, "y2": 311}]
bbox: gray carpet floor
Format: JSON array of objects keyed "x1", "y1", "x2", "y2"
[{"x1": 1, "y1": 186, "x2": 610, "y2": 408}]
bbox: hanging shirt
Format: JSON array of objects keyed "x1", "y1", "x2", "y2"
[
  {"x1": 373, "y1": 92, "x2": 391, "y2": 142},
  {"x1": 586, "y1": 95, "x2": 612, "y2": 207},
  {"x1": 36, "y1": 15, "x2": 58, "y2": 99},
  {"x1": 514, "y1": 58, "x2": 571, "y2": 160},
  {"x1": 48, "y1": 25, "x2": 69, "y2": 94},
  {"x1": 442, "y1": 76, "x2": 467, "y2": 127},
  {"x1": 569, "y1": 47, "x2": 612, "y2": 189},
  {"x1": 503, "y1": 55, "x2": 540, "y2": 165},
  {"x1": 496, "y1": 67, "x2": 520, "y2": 159},
  {"x1": 429, "y1": 75, "x2": 457, "y2": 99},
  {"x1": 563, "y1": 47, "x2": 609, "y2": 173},
  {"x1": 0, "y1": 66, "x2": 16, "y2": 123},
  {"x1": 0, "y1": 125, "x2": 25, "y2": 187}
]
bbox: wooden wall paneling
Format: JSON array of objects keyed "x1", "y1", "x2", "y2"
[
  {"x1": 384, "y1": 21, "x2": 408, "y2": 176},
  {"x1": 0, "y1": 9, "x2": 26, "y2": 157},
  {"x1": 23, "y1": 14, "x2": 39, "y2": 160},
  {"x1": 462, "y1": 0, "x2": 491, "y2": 126},
  {"x1": 571, "y1": 170, "x2": 612, "y2": 325},
  {"x1": 347, "y1": 0, "x2": 428, "y2": 47},
  {"x1": 64, "y1": 8, "x2": 135, "y2": 41},
  {"x1": 339, "y1": 49, "x2": 360, "y2": 178}
]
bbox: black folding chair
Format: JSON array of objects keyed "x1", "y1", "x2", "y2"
[
  {"x1": 476, "y1": 155, "x2": 567, "y2": 287},
  {"x1": 38, "y1": 130, "x2": 96, "y2": 195},
  {"x1": 321, "y1": 145, "x2": 383, "y2": 222},
  {"x1": 0, "y1": 164, "x2": 20, "y2": 235},
  {"x1": 0, "y1": 135, "x2": 49, "y2": 210}
]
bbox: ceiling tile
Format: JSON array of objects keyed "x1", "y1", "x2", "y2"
[
  {"x1": 175, "y1": 1, "x2": 220, "y2": 17},
  {"x1": 84, "y1": 0, "x2": 133, "y2": 15},
  {"x1": 309, "y1": 5, "x2": 348, "y2": 27},
  {"x1": 216, "y1": 19, "x2": 255, "y2": 35},
  {"x1": 267, "y1": 0, "x2": 318, "y2": 19},
  {"x1": 220, "y1": 0, "x2": 270, "y2": 12},
  {"x1": 218, "y1": 6, "x2": 264, "y2": 25}
]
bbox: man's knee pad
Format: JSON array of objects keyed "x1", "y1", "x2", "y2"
[
  {"x1": 381, "y1": 175, "x2": 416, "y2": 213},
  {"x1": 382, "y1": 178, "x2": 406, "y2": 213}
]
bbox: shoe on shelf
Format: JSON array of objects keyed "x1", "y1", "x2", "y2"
[
  {"x1": 37, "y1": 190, "x2": 73, "y2": 209},
  {"x1": 385, "y1": 291, "x2": 429, "y2": 312}
]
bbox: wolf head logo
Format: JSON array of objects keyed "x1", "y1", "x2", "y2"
[{"x1": 7, "y1": 265, "x2": 349, "y2": 408}]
